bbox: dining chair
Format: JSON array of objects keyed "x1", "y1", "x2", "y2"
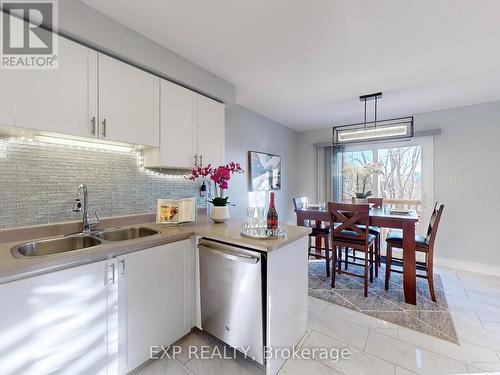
[
  {"x1": 385, "y1": 203, "x2": 445, "y2": 302},
  {"x1": 328, "y1": 202, "x2": 376, "y2": 297},
  {"x1": 367, "y1": 197, "x2": 383, "y2": 270},
  {"x1": 346, "y1": 197, "x2": 383, "y2": 277},
  {"x1": 294, "y1": 197, "x2": 332, "y2": 276}
]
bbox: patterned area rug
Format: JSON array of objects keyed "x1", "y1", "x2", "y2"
[{"x1": 308, "y1": 259, "x2": 459, "y2": 344}]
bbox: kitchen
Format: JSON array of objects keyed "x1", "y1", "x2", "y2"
[
  {"x1": 0, "y1": 3, "x2": 310, "y2": 375},
  {"x1": 4, "y1": 2, "x2": 500, "y2": 375}
]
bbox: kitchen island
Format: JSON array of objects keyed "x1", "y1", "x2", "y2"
[{"x1": 0, "y1": 213, "x2": 311, "y2": 375}]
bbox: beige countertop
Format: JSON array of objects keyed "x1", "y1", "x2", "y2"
[{"x1": 0, "y1": 214, "x2": 311, "y2": 285}]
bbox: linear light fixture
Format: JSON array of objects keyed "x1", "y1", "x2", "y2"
[
  {"x1": 332, "y1": 92, "x2": 414, "y2": 146},
  {"x1": 34, "y1": 135, "x2": 136, "y2": 153}
]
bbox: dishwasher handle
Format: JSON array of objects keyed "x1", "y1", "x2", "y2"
[{"x1": 198, "y1": 243, "x2": 260, "y2": 264}]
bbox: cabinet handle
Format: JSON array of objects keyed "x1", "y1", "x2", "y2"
[
  {"x1": 199, "y1": 154, "x2": 203, "y2": 167},
  {"x1": 108, "y1": 263, "x2": 115, "y2": 284},
  {"x1": 120, "y1": 259, "x2": 125, "y2": 275},
  {"x1": 102, "y1": 119, "x2": 107, "y2": 138},
  {"x1": 91, "y1": 116, "x2": 96, "y2": 136},
  {"x1": 194, "y1": 154, "x2": 198, "y2": 167}
]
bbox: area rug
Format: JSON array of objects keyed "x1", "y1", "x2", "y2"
[{"x1": 308, "y1": 259, "x2": 459, "y2": 344}]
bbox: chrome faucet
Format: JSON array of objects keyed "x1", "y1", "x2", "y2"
[{"x1": 73, "y1": 184, "x2": 100, "y2": 234}]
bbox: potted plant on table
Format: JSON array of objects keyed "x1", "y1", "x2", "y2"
[
  {"x1": 188, "y1": 162, "x2": 244, "y2": 223},
  {"x1": 344, "y1": 163, "x2": 383, "y2": 202}
]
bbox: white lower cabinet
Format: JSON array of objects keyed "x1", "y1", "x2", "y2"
[
  {"x1": 118, "y1": 239, "x2": 195, "y2": 373},
  {"x1": 0, "y1": 260, "x2": 111, "y2": 375},
  {"x1": 0, "y1": 239, "x2": 196, "y2": 375}
]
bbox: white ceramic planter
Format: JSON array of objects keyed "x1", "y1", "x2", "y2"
[
  {"x1": 352, "y1": 197, "x2": 368, "y2": 204},
  {"x1": 210, "y1": 206, "x2": 230, "y2": 223}
]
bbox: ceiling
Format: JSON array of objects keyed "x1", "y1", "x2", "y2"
[{"x1": 81, "y1": 0, "x2": 500, "y2": 131}]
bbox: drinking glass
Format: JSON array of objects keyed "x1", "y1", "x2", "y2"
[
  {"x1": 256, "y1": 207, "x2": 265, "y2": 228},
  {"x1": 247, "y1": 207, "x2": 257, "y2": 228}
]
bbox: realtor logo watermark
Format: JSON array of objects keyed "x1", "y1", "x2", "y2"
[{"x1": 1, "y1": 0, "x2": 58, "y2": 69}]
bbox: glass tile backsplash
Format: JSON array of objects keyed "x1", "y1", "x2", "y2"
[{"x1": 0, "y1": 138, "x2": 201, "y2": 229}]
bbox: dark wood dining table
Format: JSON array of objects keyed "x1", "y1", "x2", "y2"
[{"x1": 296, "y1": 205, "x2": 420, "y2": 305}]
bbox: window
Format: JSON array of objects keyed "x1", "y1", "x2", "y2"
[{"x1": 341, "y1": 145, "x2": 422, "y2": 205}]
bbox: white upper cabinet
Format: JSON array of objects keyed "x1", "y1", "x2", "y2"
[
  {"x1": 98, "y1": 54, "x2": 159, "y2": 147},
  {"x1": 197, "y1": 94, "x2": 225, "y2": 167},
  {"x1": 144, "y1": 79, "x2": 225, "y2": 169},
  {"x1": 13, "y1": 36, "x2": 98, "y2": 137},
  {"x1": 0, "y1": 70, "x2": 15, "y2": 127},
  {"x1": 144, "y1": 80, "x2": 196, "y2": 168}
]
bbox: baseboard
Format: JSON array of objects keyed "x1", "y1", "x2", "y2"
[{"x1": 434, "y1": 256, "x2": 500, "y2": 277}]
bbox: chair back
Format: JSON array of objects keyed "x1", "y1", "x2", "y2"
[
  {"x1": 328, "y1": 202, "x2": 370, "y2": 243},
  {"x1": 367, "y1": 197, "x2": 383, "y2": 208},
  {"x1": 426, "y1": 203, "x2": 444, "y2": 250},
  {"x1": 293, "y1": 196, "x2": 309, "y2": 211}
]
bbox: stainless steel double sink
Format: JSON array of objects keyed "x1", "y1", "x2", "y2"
[{"x1": 11, "y1": 226, "x2": 160, "y2": 258}]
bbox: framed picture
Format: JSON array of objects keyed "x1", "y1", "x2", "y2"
[{"x1": 248, "y1": 151, "x2": 281, "y2": 191}]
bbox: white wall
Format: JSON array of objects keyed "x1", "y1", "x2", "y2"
[
  {"x1": 225, "y1": 105, "x2": 299, "y2": 223},
  {"x1": 296, "y1": 100, "x2": 500, "y2": 270}
]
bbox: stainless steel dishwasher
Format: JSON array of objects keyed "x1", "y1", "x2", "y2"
[{"x1": 198, "y1": 238, "x2": 264, "y2": 365}]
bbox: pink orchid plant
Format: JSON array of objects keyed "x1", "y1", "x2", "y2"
[{"x1": 188, "y1": 162, "x2": 244, "y2": 206}]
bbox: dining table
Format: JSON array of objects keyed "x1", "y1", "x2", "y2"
[{"x1": 296, "y1": 205, "x2": 420, "y2": 305}]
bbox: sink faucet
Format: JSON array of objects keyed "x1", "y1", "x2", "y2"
[{"x1": 73, "y1": 184, "x2": 100, "y2": 234}]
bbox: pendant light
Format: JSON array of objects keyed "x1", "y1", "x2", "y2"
[{"x1": 332, "y1": 92, "x2": 414, "y2": 145}]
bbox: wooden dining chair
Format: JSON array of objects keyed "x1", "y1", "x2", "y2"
[
  {"x1": 328, "y1": 202, "x2": 376, "y2": 297},
  {"x1": 385, "y1": 203, "x2": 445, "y2": 302},
  {"x1": 346, "y1": 197, "x2": 383, "y2": 277},
  {"x1": 294, "y1": 197, "x2": 331, "y2": 276},
  {"x1": 367, "y1": 197, "x2": 383, "y2": 270}
]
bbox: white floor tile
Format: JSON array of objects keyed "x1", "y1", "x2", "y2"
[
  {"x1": 185, "y1": 354, "x2": 263, "y2": 375},
  {"x1": 373, "y1": 327, "x2": 399, "y2": 338},
  {"x1": 465, "y1": 289, "x2": 500, "y2": 308},
  {"x1": 397, "y1": 327, "x2": 499, "y2": 364},
  {"x1": 395, "y1": 366, "x2": 419, "y2": 375},
  {"x1": 135, "y1": 357, "x2": 194, "y2": 375},
  {"x1": 449, "y1": 306, "x2": 483, "y2": 329},
  {"x1": 278, "y1": 358, "x2": 342, "y2": 375},
  {"x1": 446, "y1": 295, "x2": 500, "y2": 323},
  {"x1": 466, "y1": 362, "x2": 500, "y2": 373},
  {"x1": 172, "y1": 330, "x2": 215, "y2": 364},
  {"x1": 325, "y1": 302, "x2": 398, "y2": 330},
  {"x1": 304, "y1": 330, "x2": 396, "y2": 375},
  {"x1": 456, "y1": 322, "x2": 500, "y2": 352},
  {"x1": 309, "y1": 296, "x2": 330, "y2": 313},
  {"x1": 308, "y1": 307, "x2": 370, "y2": 350},
  {"x1": 365, "y1": 330, "x2": 469, "y2": 375},
  {"x1": 482, "y1": 321, "x2": 500, "y2": 334}
]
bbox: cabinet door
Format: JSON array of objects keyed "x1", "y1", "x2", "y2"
[
  {"x1": 13, "y1": 35, "x2": 98, "y2": 137},
  {"x1": 0, "y1": 70, "x2": 15, "y2": 127},
  {"x1": 197, "y1": 95, "x2": 225, "y2": 167},
  {"x1": 121, "y1": 240, "x2": 193, "y2": 372},
  {"x1": 144, "y1": 80, "x2": 196, "y2": 168},
  {"x1": 98, "y1": 54, "x2": 159, "y2": 147},
  {"x1": 0, "y1": 261, "x2": 110, "y2": 375}
]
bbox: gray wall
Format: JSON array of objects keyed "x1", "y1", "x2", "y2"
[
  {"x1": 296, "y1": 100, "x2": 500, "y2": 269},
  {"x1": 53, "y1": 0, "x2": 235, "y2": 103},
  {"x1": 225, "y1": 105, "x2": 299, "y2": 223}
]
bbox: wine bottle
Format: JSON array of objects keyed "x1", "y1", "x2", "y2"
[
  {"x1": 267, "y1": 191, "x2": 279, "y2": 229},
  {"x1": 200, "y1": 180, "x2": 206, "y2": 198}
]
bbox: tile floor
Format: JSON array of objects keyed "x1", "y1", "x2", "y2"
[{"x1": 137, "y1": 266, "x2": 500, "y2": 375}]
